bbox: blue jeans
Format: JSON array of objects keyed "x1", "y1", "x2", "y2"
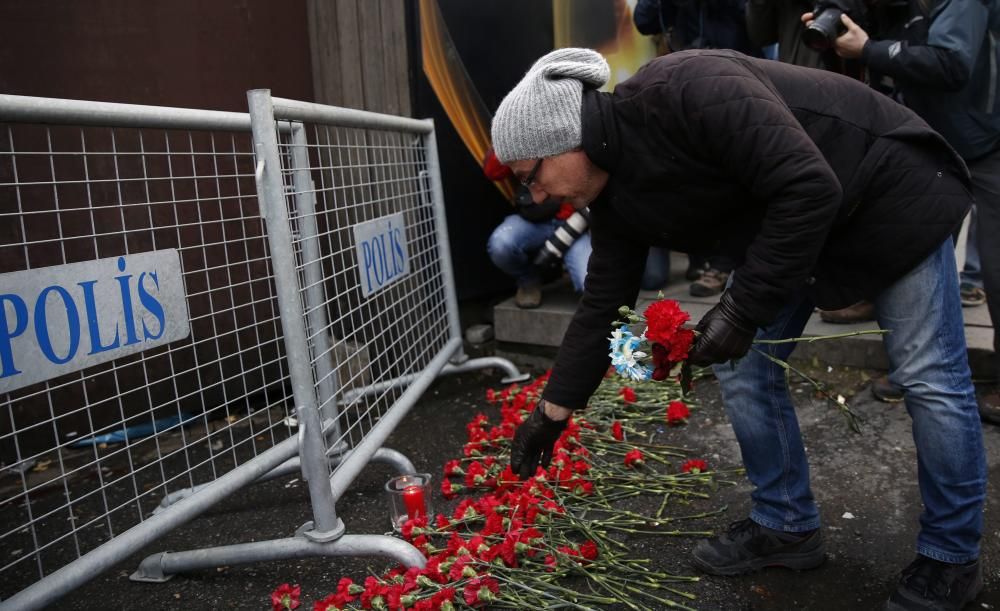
[
  {"x1": 715, "y1": 240, "x2": 985, "y2": 562},
  {"x1": 487, "y1": 215, "x2": 671, "y2": 292},
  {"x1": 487, "y1": 215, "x2": 593, "y2": 292},
  {"x1": 641, "y1": 247, "x2": 672, "y2": 290}
]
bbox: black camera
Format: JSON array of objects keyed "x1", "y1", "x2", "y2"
[{"x1": 802, "y1": 0, "x2": 857, "y2": 50}]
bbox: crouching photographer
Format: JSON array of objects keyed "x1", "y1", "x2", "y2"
[
  {"x1": 484, "y1": 148, "x2": 671, "y2": 309},
  {"x1": 486, "y1": 182, "x2": 593, "y2": 309}
]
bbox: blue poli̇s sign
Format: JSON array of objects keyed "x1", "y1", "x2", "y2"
[
  {"x1": 353, "y1": 213, "x2": 410, "y2": 298},
  {"x1": 0, "y1": 249, "x2": 190, "y2": 394}
]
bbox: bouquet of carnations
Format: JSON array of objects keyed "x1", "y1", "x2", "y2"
[{"x1": 608, "y1": 299, "x2": 694, "y2": 384}]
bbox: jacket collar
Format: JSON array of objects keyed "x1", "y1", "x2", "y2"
[{"x1": 581, "y1": 89, "x2": 620, "y2": 174}]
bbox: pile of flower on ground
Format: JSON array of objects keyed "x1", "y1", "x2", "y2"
[{"x1": 272, "y1": 369, "x2": 737, "y2": 611}]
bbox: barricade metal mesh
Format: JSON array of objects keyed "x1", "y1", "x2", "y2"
[
  {"x1": 275, "y1": 121, "x2": 452, "y2": 454},
  {"x1": 0, "y1": 123, "x2": 295, "y2": 595}
]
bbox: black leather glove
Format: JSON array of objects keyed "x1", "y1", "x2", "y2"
[
  {"x1": 510, "y1": 402, "x2": 569, "y2": 480},
  {"x1": 688, "y1": 291, "x2": 757, "y2": 367}
]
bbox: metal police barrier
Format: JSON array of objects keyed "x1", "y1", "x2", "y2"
[{"x1": 0, "y1": 93, "x2": 528, "y2": 610}]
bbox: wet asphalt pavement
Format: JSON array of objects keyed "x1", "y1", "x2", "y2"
[{"x1": 11, "y1": 353, "x2": 1000, "y2": 611}]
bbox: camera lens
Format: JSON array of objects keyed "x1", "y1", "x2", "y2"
[{"x1": 803, "y1": 8, "x2": 843, "y2": 51}]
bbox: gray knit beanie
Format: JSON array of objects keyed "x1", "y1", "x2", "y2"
[{"x1": 491, "y1": 48, "x2": 610, "y2": 163}]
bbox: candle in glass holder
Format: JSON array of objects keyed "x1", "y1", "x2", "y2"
[
  {"x1": 386, "y1": 473, "x2": 433, "y2": 532},
  {"x1": 402, "y1": 484, "x2": 426, "y2": 519}
]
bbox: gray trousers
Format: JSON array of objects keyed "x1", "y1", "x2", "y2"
[{"x1": 969, "y1": 147, "x2": 1000, "y2": 375}]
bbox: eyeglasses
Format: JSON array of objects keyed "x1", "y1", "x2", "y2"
[{"x1": 519, "y1": 158, "x2": 544, "y2": 187}]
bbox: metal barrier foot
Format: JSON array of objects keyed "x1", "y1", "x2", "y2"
[
  {"x1": 129, "y1": 534, "x2": 425, "y2": 583},
  {"x1": 130, "y1": 553, "x2": 173, "y2": 583},
  {"x1": 296, "y1": 518, "x2": 346, "y2": 543},
  {"x1": 500, "y1": 370, "x2": 531, "y2": 384},
  {"x1": 453, "y1": 355, "x2": 530, "y2": 385}
]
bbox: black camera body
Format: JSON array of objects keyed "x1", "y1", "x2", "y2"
[{"x1": 803, "y1": 0, "x2": 862, "y2": 50}]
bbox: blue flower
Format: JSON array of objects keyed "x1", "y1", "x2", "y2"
[{"x1": 608, "y1": 326, "x2": 652, "y2": 382}]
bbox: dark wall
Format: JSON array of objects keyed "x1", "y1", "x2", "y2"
[
  {"x1": 413, "y1": 0, "x2": 554, "y2": 301},
  {"x1": 0, "y1": 0, "x2": 313, "y2": 110}
]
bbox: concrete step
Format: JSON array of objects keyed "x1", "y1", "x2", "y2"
[{"x1": 494, "y1": 253, "x2": 996, "y2": 377}]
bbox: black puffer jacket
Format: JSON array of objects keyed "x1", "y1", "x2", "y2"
[{"x1": 542, "y1": 50, "x2": 972, "y2": 410}]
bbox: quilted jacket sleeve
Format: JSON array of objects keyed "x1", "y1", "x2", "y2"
[{"x1": 541, "y1": 200, "x2": 648, "y2": 410}]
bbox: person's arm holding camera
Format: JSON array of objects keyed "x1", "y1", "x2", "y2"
[{"x1": 803, "y1": 0, "x2": 990, "y2": 90}]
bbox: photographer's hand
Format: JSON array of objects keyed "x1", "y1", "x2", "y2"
[{"x1": 832, "y1": 13, "x2": 868, "y2": 58}]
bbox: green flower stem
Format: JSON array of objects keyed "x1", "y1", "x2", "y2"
[
  {"x1": 568, "y1": 501, "x2": 726, "y2": 526},
  {"x1": 751, "y1": 347, "x2": 862, "y2": 432},
  {"x1": 622, "y1": 573, "x2": 701, "y2": 588},
  {"x1": 494, "y1": 574, "x2": 615, "y2": 607},
  {"x1": 622, "y1": 583, "x2": 697, "y2": 609},
  {"x1": 655, "y1": 493, "x2": 671, "y2": 518},
  {"x1": 591, "y1": 573, "x2": 699, "y2": 610},
  {"x1": 601, "y1": 524, "x2": 714, "y2": 536},
  {"x1": 585, "y1": 575, "x2": 646, "y2": 611},
  {"x1": 752, "y1": 328, "x2": 888, "y2": 345}
]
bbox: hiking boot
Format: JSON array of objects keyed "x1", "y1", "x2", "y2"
[
  {"x1": 819, "y1": 300, "x2": 876, "y2": 324},
  {"x1": 514, "y1": 284, "x2": 542, "y2": 309},
  {"x1": 885, "y1": 555, "x2": 981, "y2": 610},
  {"x1": 872, "y1": 375, "x2": 905, "y2": 403},
  {"x1": 686, "y1": 259, "x2": 706, "y2": 281},
  {"x1": 690, "y1": 268, "x2": 729, "y2": 297},
  {"x1": 979, "y1": 389, "x2": 1000, "y2": 426},
  {"x1": 691, "y1": 518, "x2": 826, "y2": 576},
  {"x1": 960, "y1": 283, "x2": 986, "y2": 307}
]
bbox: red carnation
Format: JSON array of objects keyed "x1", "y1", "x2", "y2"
[
  {"x1": 668, "y1": 328, "x2": 695, "y2": 362},
  {"x1": 666, "y1": 400, "x2": 690, "y2": 425},
  {"x1": 312, "y1": 594, "x2": 342, "y2": 611},
  {"x1": 611, "y1": 420, "x2": 624, "y2": 441},
  {"x1": 579, "y1": 540, "x2": 599, "y2": 562},
  {"x1": 620, "y1": 387, "x2": 637, "y2": 404},
  {"x1": 624, "y1": 448, "x2": 644, "y2": 468},
  {"x1": 650, "y1": 333, "x2": 693, "y2": 381},
  {"x1": 432, "y1": 587, "x2": 457, "y2": 609},
  {"x1": 443, "y1": 459, "x2": 464, "y2": 477},
  {"x1": 463, "y1": 576, "x2": 500, "y2": 607},
  {"x1": 441, "y1": 479, "x2": 462, "y2": 500},
  {"x1": 681, "y1": 458, "x2": 709, "y2": 474},
  {"x1": 643, "y1": 299, "x2": 690, "y2": 345},
  {"x1": 270, "y1": 583, "x2": 301, "y2": 611},
  {"x1": 360, "y1": 576, "x2": 386, "y2": 610}
]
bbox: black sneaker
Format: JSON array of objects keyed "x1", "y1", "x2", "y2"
[
  {"x1": 886, "y1": 555, "x2": 982, "y2": 610},
  {"x1": 959, "y1": 283, "x2": 986, "y2": 307},
  {"x1": 691, "y1": 518, "x2": 826, "y2": 576}
]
